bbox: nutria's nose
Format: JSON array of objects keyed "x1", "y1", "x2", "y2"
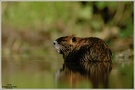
[{"x1": 53, "y1": 41, "x2": 57, "y2": 45}]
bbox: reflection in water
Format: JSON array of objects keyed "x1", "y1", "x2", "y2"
[
  {"x1": 2, "y1": 57, "x2": 133, "y2": 88},
  {"x1": 55, "y1": 61, "x2": 112, "y2": 88}
]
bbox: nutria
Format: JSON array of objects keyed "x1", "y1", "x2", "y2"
[{"x1": 53, "y1": 35, "x2": 112, "y2": 62}]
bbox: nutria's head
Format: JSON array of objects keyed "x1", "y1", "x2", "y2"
[{"x1": 53, "y1": 35, "x2": 78, "y2": 55}]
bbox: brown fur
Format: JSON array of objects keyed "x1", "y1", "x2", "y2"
[{"x1": 53, "y1": 35, "x2": 112, "y2": 62}]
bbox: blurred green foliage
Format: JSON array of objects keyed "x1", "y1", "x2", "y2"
[
  {"x1": 3, "y1": 2, "x2": 78, "y2": 31},
  {"x1": 2, "y1": 2, "x2": 133, "y2": 35}
]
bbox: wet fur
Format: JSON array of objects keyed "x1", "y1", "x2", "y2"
[{"x1": 54, "y1": 35, "x2": 112, "y2": 62}]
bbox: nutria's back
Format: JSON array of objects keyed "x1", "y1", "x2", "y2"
[{"x1": 53, "y1": 35, "x2": 112, "y2": 62}]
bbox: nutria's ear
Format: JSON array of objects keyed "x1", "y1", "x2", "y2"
[{"x1": 72, "y1": 37, "x2": 76, "y2": 42}]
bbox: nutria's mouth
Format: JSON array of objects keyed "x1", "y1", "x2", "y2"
[
  {"x1": 53, "y1": 40, "x2": 63, "y2": 54},
  {"x1": 55, "y1": 47, "x2": 63, "y2": 54}
]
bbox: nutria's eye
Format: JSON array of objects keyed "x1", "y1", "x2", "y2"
[{"x1": 72, "y1": 37, "x2": 76, "y2": 42}]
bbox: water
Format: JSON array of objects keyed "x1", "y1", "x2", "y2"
[{"x1": 2, "y1": 57, "x2": 133, "y2": 89}]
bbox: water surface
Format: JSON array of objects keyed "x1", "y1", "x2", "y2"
[{"x1": 2, "y1": 57, "x2": 133, "y2": 89}]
